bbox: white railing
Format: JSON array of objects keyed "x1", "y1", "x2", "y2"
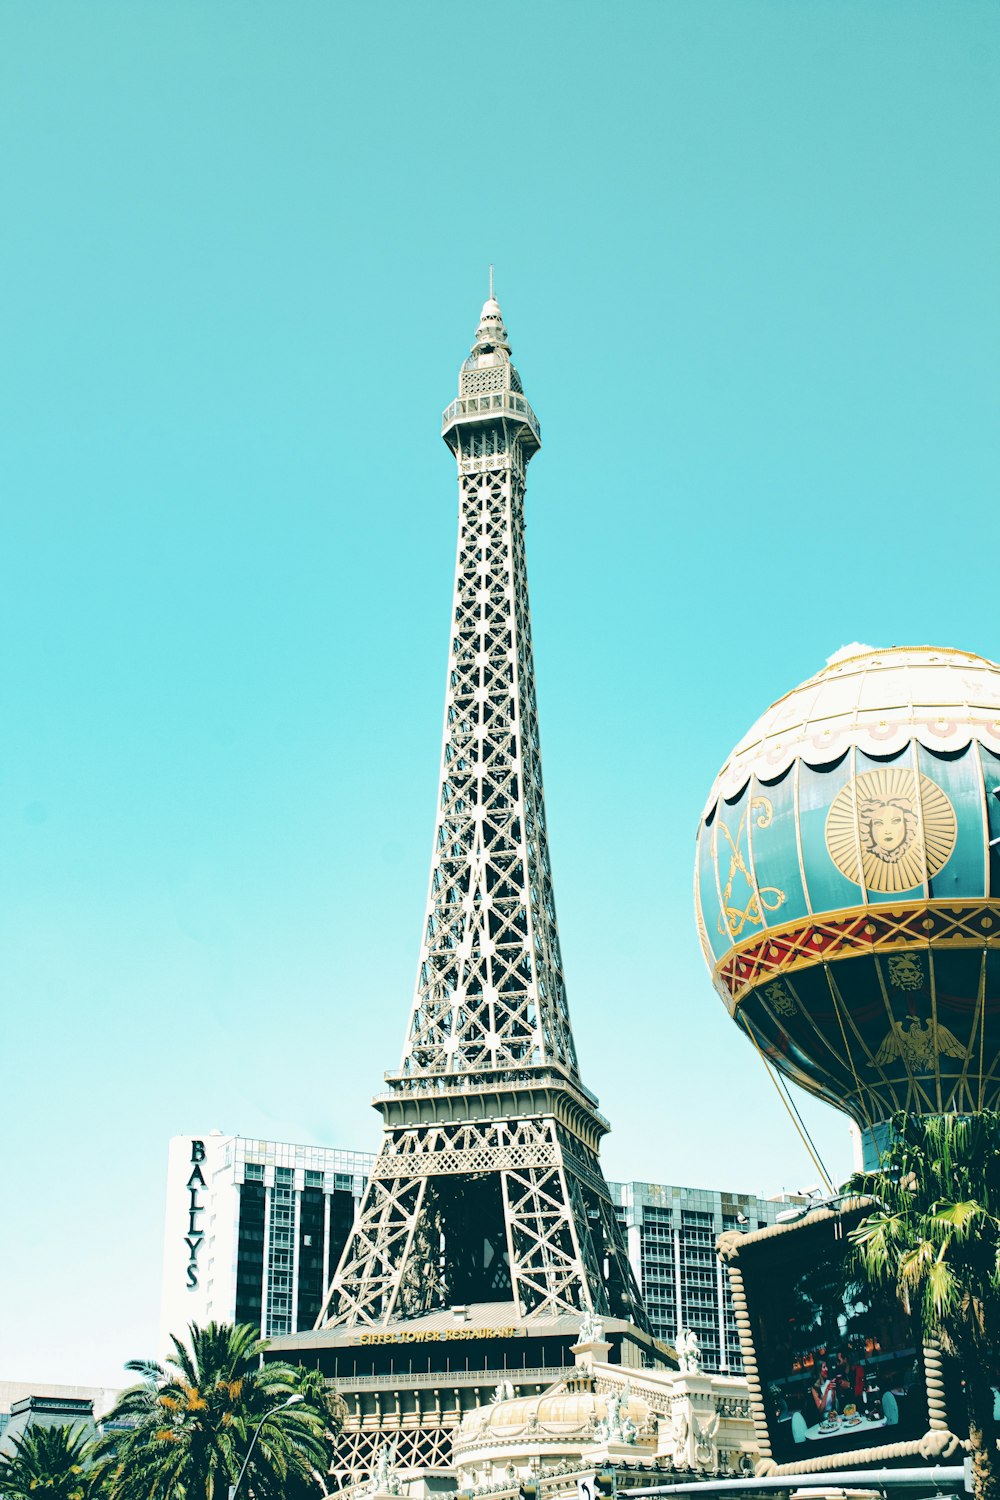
[
  {"x1": 326, "y1": 1364, "x2": 571, "y2": 1392},
  {"x1": 442, "y1": 393, "x2": 540, "y2": 439}
]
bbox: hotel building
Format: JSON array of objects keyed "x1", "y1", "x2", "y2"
[{"x1": 158, "y1": 1133, "x2": 375, "y2": 1355}]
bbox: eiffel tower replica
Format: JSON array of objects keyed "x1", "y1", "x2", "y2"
[{"x1": 273, "y1": 285, "x2": 663, "y2": 1485}]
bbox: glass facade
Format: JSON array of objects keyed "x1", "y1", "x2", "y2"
[
  {"x1": 608, "y1": 1180, "x2": 803, "y2": 1373},
  {"x1": 228, "y1": 1139, "x2": 375, "y2": 1339},
  {"x1": 234, "y1": 1181, "x2": 266, "y2": 1330}
]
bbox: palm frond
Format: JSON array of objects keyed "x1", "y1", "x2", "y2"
[
  {"x1": 848, "y1": 1108, "x2": 1000, "y2": 1500},
  {"x1": 935, "y1": 1200, "x2": 984, "y2": 1235},
  {"x1": 105, "y1": 1321, "x2": 339, "y2": 1499}
]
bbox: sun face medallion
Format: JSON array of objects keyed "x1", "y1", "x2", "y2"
[{"x1": 824, "y1": 765, "x2": 957, "y2": 894}]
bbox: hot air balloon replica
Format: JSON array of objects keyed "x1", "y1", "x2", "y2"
[{"x1": 695, "y1": 645, "x2": 1000, "y2": 1163}]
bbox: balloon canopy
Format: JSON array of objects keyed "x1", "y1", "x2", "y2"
[{"x1": 695, "y1": 646, "x2": 1000, "y2": 1134}]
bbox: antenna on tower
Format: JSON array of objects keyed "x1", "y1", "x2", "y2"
[{"x1": 489, "y1": 263, "x2": 495, "y2": 300}]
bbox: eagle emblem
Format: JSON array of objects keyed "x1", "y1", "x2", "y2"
[{"x1": 870, "y1": 1017, "x2": 966, "y2": 1071}]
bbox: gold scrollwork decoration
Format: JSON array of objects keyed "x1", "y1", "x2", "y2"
[{"x1": 717, "y1": 796, "x2": 786, "y2": 939}]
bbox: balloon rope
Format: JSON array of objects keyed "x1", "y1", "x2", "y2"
[
  {"x1": 827, "y1": 975, "x2": 880, "y2": 1143},
  {"x1": 978, "y1": 949, "x2": 987, "y2": 1112},
  {"x1": 745, "y1": 1025, "x2": 836, "y2": 1194}
]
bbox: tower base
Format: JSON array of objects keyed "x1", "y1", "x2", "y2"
[{"x1": 269, "y1": 1305, "x2": 670, "y2": 1490}]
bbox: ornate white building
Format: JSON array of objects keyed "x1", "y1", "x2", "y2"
[
  {"x1": 456, "y1": 1334, "x2": 757, "y2": 1485},
  {"x1": 365, "y1": 1325, "x2": 756, "y2": 1500}
]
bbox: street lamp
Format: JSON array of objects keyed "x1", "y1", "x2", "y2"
[{"x1": 228, "y1": 1393, "x2": 305, "y2": 1499}]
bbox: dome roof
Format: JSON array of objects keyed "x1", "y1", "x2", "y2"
[
  {"x1": 703, "y1": 645, "x2": 1000, "y2": 818},
  {"x1": 472, "y1": 294, "x2": 511, "y2": 356},
  {"x1": 458, "y1": 1386, "x2": 651, "y2": 1437}
]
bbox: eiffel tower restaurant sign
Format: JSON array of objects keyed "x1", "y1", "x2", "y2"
[{"x1": 356, "y1": 1325, "x2": 518, "y2": 1346}]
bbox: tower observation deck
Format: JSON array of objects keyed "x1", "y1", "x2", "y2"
[{"x1": 271, "y1": 290, "x2": 661, "y2": 1484}]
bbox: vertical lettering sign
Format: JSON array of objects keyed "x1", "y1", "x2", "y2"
[{"x1": 186, "y1": 1140, "x2": 206, "y2": 1288}]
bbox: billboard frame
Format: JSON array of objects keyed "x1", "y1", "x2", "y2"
[{"x1": 717, "y1": 1202, "x2": 965, "y2": 1478}]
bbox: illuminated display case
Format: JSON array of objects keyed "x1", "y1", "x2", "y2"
[{"x1": 717, "y1": 1204, "x2": 964, "y2": 1477}]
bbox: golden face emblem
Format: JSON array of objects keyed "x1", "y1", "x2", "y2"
[
  {"x1": 825, "y1": 766, "x2": 957, "y2": 894},
  {"x1": 868, "y1": 803, "x2": 907, "y2": 853}
]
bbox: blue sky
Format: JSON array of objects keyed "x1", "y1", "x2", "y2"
[{"x1": 1, "y1": 1, "x2": 997, "y2": 1386}]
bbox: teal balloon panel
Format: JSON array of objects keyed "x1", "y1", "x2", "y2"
[
  {"x1": 916, "y1": 745, "x2": 985, "y2": 901},
  {"x1": 697, "y1": 806, "x2": 732, "y2": 966},
  {"x1": 746, "y1": 769, "x2": 809, "y2": 927},
  {"x1": 797, "y1": 753, "x2": 865, "y2": 913},
  {"x1": 981, "y1": 746, "x2": 1000, "y2": 893}
]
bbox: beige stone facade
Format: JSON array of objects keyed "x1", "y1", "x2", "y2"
[{"x1": 347, "y1": 1332, "x2": 757, "y2": 1500}]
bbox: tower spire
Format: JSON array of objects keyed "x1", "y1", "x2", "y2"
[
  {"x1": 402, "y1": 294, "x2": 568, "y2": 1079},
  {"x1": 316, "y1": 294, "x2": 648, "y2": 1340}
]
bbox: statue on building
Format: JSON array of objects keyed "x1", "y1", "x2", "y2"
[
  {"x1": 661, "y1": 1392, "x2": 720, "y2": 1473},
  {"x1": 662, "y1": 1399, "x2": 690, "y2": 1469},
  {"x1": 676, "y1": 1327, "x2": 703, "y2": 1373},
  {"x1": 693, "y1": 1407, "x2": 721, "y2": 1470},
  {"x1": 596, "y1": 1381, "x2": 637, "y2": 1444},
  {"x1": 367, "y1": 1443, "x2": 402, "y2": 1496},
  {"x1": 577, "y1": 1309, "x2": 605, "y2": 1345}
]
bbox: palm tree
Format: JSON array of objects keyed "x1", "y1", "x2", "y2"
[
  {"x1": 848, "y1": 1111, "x2": 1000, "y2": 1500},
  {"x1": 0, "y1": 1422, "x2": 97, "y2": 1499},
  {"x1": 99, "y1": 1321, "x2": 341, "y2": 1500}
]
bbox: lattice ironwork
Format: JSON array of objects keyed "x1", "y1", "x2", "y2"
[
  {"x1": 326, "y1": 1175, "x2": 426, "y2": 1327},
  {"x1": 373, "y1": 1117, "x2": 558, "y2": 1177},
  {"x1": 318, "y1": 293, "x2": 649, "y2": 1338},
  {"x1": 503, "y1": 1161, "x2": 593, "y2": 1318},
  {"x1": 405, "y1": 454, "x2": 575, "y2": 1078},
  {"x1": 331, "y1": 1421, "x2": 456, "y2": 1491}
]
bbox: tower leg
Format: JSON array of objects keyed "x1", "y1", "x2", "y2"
[
  {"x1": 317, "y1": 1174, "x2": 426, "y2": 1329},
  {"x1": 593, "y1": 1188, "x2": 648, "y2": 1326},
  {"x1": 500, "y1": 1154, "x2": 603, "y2": 1320}
]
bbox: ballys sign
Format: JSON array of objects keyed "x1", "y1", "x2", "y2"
[{"x1": 185, "y1": 1140, "x2": 207, "y2": 1289}]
